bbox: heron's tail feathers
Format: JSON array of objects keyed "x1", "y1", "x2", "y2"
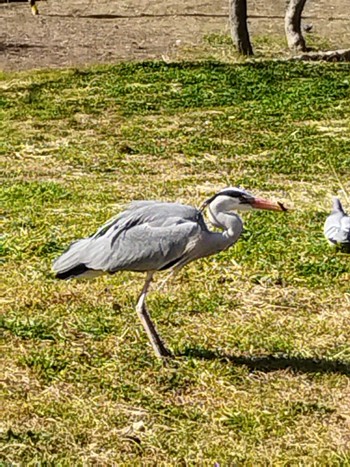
[{"x1": 53, "y1": 238, "x2": 101, "y2": 280}]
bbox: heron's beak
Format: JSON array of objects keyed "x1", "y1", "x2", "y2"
[{"x1": 251, "y1": 198, "x2": 287, "y2": 211}]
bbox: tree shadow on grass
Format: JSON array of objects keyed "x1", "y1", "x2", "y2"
[{"x1": 181, "y1": 347, "x2": 350, "y2": 376}]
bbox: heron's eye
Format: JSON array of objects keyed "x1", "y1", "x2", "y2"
[{"x1": 239, "y1": 195, "x2": 250, "y2": 203}]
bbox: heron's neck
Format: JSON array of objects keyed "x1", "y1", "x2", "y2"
[{"x1": 208, "y1": 202, "x2": 243, "y2": 245}]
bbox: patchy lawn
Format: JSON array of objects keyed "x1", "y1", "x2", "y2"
[{"x1": 1, "y1": 60, "x2": 350, "y2": 464}]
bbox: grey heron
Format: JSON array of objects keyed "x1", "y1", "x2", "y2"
[
  {"x1": 324, "y1": 197, "x2": 350, "y2": 252},
  {"x1": 53, "y1": 187, "x2": 287, "y2": 358}
]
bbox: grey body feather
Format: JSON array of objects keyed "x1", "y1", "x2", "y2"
[
  {"x1": 53, "y1": 201, "x2": 236, "y2": 279},
  {"x1": 324, "y1": 197, "x2": 350, "y2": 251}
]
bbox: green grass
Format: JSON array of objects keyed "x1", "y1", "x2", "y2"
[
  {"x1": 1, "y1": 60, "x2": 350, "y2": 464},
  {"x1": 178, "y1": 32, "x2": 337, "y2": 62}
]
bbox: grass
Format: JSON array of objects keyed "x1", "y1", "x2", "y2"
[
  {"x1": 175, "y1": 32, "x2": 337, "y2": 62},
  {"x1": 1, "y1": 59, "x2": 350, "y2": 464}
]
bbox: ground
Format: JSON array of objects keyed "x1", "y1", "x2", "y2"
[
  {"x1": 1, "y1": 58, "x2": 350, "y2": 465},
  {"x1": 1, "y1": 2, "x2": 350, "y2": 464},
  {"x1": 1, "y1": 0, "x2": 350, "y2": 72}
]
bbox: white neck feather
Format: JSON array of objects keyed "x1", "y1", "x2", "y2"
[{"x1": 207, "y1": 197, "x2": 244, "y2": 244}]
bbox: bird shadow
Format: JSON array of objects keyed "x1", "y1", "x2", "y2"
[
  {"x1": 181, "y1": 347, "x2": 350, "y2": 376},
  {"x1": 0, "y1": 42, "x2": 46, "y2": 52}
]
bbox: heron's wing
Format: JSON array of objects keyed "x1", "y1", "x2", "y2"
[
  {"x1": 53, "y1": 201, "x2": 207, "y2": 277},
  {"x1": 85, "y1": 218, "x2": 202, "y2": 272},
  {"x1": 92, "y1": 201, "x2": 205, "y2": 240}
]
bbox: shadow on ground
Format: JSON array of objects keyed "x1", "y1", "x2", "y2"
[
  {"x1": 182, "y1": 347, "x2": 350, "y2": 375},
  {"x1": 0, "y1": 42, "x2": 46, "y2": 52}
]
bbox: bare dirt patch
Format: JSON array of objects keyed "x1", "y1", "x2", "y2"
[{"x1": 1, "y1": 0, "x2": 349, "y2": 72}]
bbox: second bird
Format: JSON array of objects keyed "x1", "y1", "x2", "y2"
[{"x1": 324, "y1": 197, "x2": 350, "y2": 253}]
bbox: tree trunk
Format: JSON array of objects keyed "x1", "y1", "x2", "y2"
[
  {"x1": 229, "y1": 0, "x2": 253, "y2": 56},
  {"x1": 285, "y1": 0, "x2": 308, "y2": 51}
]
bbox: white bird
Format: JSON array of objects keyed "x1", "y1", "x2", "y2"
[
  {"x1": 324, "y1": 197, "x2": 350, "y2": 252},
  {"x1": 53, "y1": 187, "x2": 287, "y2": 358}
]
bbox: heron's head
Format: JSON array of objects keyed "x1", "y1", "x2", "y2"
[{"x1": 200, "y1": 187, "x2": 287, "y2": 213}]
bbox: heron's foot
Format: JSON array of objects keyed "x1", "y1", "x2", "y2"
[
  {"x1": 148, "y1": 326, "x2": 172, "y2": 359},
  {"x1": 155, "y1": 343, "x2": 172, "y2": 359},
  {"x1": 31, "y1": 5, "x2": 39, "y2": 15}
]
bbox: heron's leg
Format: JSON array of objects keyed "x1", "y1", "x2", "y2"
[
  {"x1": 155, "y1": 269, "x2": 178, "y2": 292},
  {"x1": 136, "y1": 272, "x2": 172, "y2": 358}
]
